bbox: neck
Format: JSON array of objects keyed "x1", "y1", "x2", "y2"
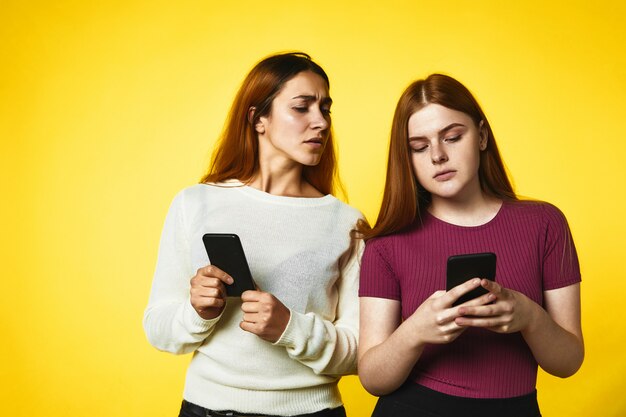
[
  {"x1": 429, "y1": 190, "x2": 502, "y2": 227},
  {"x1": 248, "y1": 160, "x2": 320, "y2": 198}
]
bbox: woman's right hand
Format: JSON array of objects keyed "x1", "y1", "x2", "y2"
[
  {"x1": 190, "y1": 265, "x2": 234, "y2": 320},
  {"x1": 358, "y1": 278, "x2": 495, "y2": 395},
  {"x1": 405, "y1": 278, "x2": 495, "y2": 346}
]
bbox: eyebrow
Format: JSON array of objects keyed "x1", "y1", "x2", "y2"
[
  {"x1": 291, "y1": 95, "x2": 333, "y2": 105},
  {"x1": 409, "y1": 123, "x2": 465, "y2": 141}
]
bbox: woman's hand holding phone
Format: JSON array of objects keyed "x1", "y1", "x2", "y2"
[
  {"x1": 198, "y1": 233, "x2": 291, "y2": 340},
  {"x1": 454, "y1": 279, "x2": 536, "y2": 334},
  {"x1": 240, "y1": 290, "x2": 291, "y2": 343},
  {"x1": 190, "y1": 265, "x2": 234, "y2": 320},
  {"x1": 444, "y1": 251, "x2": 537, "y2": 334},
  {"x1": 405, "y1": 278, "x2": 495, "y2": 347}
]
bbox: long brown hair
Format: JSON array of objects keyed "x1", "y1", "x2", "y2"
[
  {"x1": 357, "y1": 74, "x2": 517, "y2": 240},
  {"x1": 200, "y1": 52, "x2": 340, "y2": 196}
]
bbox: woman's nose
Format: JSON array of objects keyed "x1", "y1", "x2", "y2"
[
  {"x1": 431, "y1": 144, "x2": 448, "y2": 164},
  {"x1": 311, "y1": 108, "x2": 329, "y2": 130}
]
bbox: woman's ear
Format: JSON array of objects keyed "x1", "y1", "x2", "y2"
[
  {"x1": 478, "y1": 120, "x2": 488, "y2": 151},
  {"x1": 249, "y1": 106, "x2": 265, "y2": 134}
]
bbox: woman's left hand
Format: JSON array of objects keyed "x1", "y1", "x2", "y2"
[
  {"x1": 240, "y1": 290, "x2": 291, "y2": 343},
  {"x1": 454, "y1": 279, "x2": 536, "y2": 334}
]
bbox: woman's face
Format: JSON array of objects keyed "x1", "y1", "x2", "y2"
[
  {"x1": 255, "y1": 71, "x2": 332, "y2": 168},
  {"x1": 407, "y1": 103, "x2": 486, "y2": 203}
]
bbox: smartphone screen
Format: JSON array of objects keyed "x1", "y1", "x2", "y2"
[
  {"x1": 202, "y1": 233, "x2": 256, "y2": 297},
  {"x1": 446, "y1": 252, "x2": 496, "y2": 306}
]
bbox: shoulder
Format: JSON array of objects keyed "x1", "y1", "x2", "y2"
[
  {"x1": 176, "y1": 183, "x2": 207, "y2": 199},
  {"x1": 175, "y1": 181, "x2": 241, "y2": 202},
  {"x1": 163, "y1": 183, "x2": 240, "y2": 221},
  {"x1": 332, "y1": 198, "x2": 364, "y2": 221},
  {"x1": 169, "y1": 184, "x2": 205, "y2": 207},
  {"x1": 364, "y1": 219, "x2": 421, "y2": 251},
  {"x1": 363, "y1": 232, "x2": 400, "y2": 260},
  {"x1": 503, "y1": 200, "x2": 573, "y2": 238},
  {"x1": 504, "y1": 200, "x2": 568, "y2": 222},
  {"x1": 318, "y1": 196, "x2": 364, "y2": 228}
]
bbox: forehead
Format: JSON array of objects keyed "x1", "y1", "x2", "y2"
[
  {"x1": 276, "y1": 71, "x2": 329, "y2": 99},
  {"x1": 408, "y1": 103, "x2": 474, "y2": 137}
]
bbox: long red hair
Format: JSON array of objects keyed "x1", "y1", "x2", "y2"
[
  {"x1": 357, "y1": 74, "x2": 517, "y2": 240},
  {"x1": 200, "y1": 52, "x2": 340, "y2": 196}
]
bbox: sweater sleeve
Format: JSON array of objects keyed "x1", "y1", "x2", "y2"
[
  {"x1": 143, "y1": 190, "x2": 221, "y2": 354},
  {"x1": 273, "y1": 237, "x2": 363, "y2": 377}
]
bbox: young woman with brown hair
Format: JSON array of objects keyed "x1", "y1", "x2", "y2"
[
  {"x1": 144, "y1": 52, "x2": 362, "y2": 417},
  {"x1": 357, "y1": 74, "x2": 583, "y2": 417}
]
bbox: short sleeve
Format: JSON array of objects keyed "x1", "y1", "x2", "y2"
[
  {"x1": 541, "y1": 204, "x2": 581, "y2": 290},
  {"x1": 359, "y1": 237, "x2": 401, "y2": 300}
]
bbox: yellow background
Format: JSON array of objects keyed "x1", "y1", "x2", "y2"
[{"x1": 2, "y1": 1, "x2": 625, "y2": 416}]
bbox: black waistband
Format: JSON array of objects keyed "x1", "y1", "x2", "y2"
[
  {"x1": 181, "y1": 401, "x2": 268, "y2": 417},
  {"x1": 180, "y1": 400, "x2": 345, "y2": 417},
  {"x1": 377, "y1": 383, "x2": 541, "y2": 417}
]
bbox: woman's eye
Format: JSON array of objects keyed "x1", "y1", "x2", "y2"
[
  {"x1": 411, "y1": 145, "x2": 428, "y2": 153},
  {"x1": 321, "y1": 107, "x2": 332, "y2": 115},
  {"x1": 445, "y1": 135, "x2": 461, "y2": 143},
  {"x1": 293, "y1": 106, "x2": 308, "y2": 113}
]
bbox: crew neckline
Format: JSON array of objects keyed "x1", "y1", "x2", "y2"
[
  {"x1": 423, "y1": 201, "x2": 506, "y2": 230},
  {"x1": 201, "y1": 180, "x2": 336, "y2": 207}
]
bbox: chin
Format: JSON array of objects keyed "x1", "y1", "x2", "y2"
[
  {"x1": 426, "y1": 187, "x2": 464, "y2": 201},
  {"x1": 301, "y1": 160, "x2": 322, "y2": 167},
  {"x1": 298, "y1": 154, "x2": 323, "y2": 167}
]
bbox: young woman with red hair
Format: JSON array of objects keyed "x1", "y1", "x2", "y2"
[
  {"x1": 357, "y1": 74, "x2": 583, "y2": 417},
  {"x1": 144, "y1": 52, "x2": 362, "y2": 417}
]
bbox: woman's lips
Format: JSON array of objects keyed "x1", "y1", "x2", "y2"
[
  {"x1": 304, "y1": 138, "x2": 323, "y2": 149},
  {"x1": 434, "y1": 170, "x2": 456, "y2": 181}
]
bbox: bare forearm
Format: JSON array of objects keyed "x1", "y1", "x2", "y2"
[
  {"x1": 522, "y1": 304, "x2": 584, "y2": 377},
  {"x1": 358, "y1": 288, "x2": 476, "y2": 395},
  {"x1": 359, "y1": 321, "x2": 424, "y2": 396}
]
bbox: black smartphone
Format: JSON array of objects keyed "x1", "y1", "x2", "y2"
[
  {"x1": 202, "y1": 233, "x2": 256, "y2": 297},
  {"x1": 446, "y1": 252, "x2": 496, "y2": 306}
]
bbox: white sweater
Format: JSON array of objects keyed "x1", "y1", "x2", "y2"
[{"x1": 143, "y1": 181, "x2": 363, "y2": 415}]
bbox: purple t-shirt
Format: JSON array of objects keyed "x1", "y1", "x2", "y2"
[{"x1": 359, "y1": 201, "x2": 581, "y2": 398}]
